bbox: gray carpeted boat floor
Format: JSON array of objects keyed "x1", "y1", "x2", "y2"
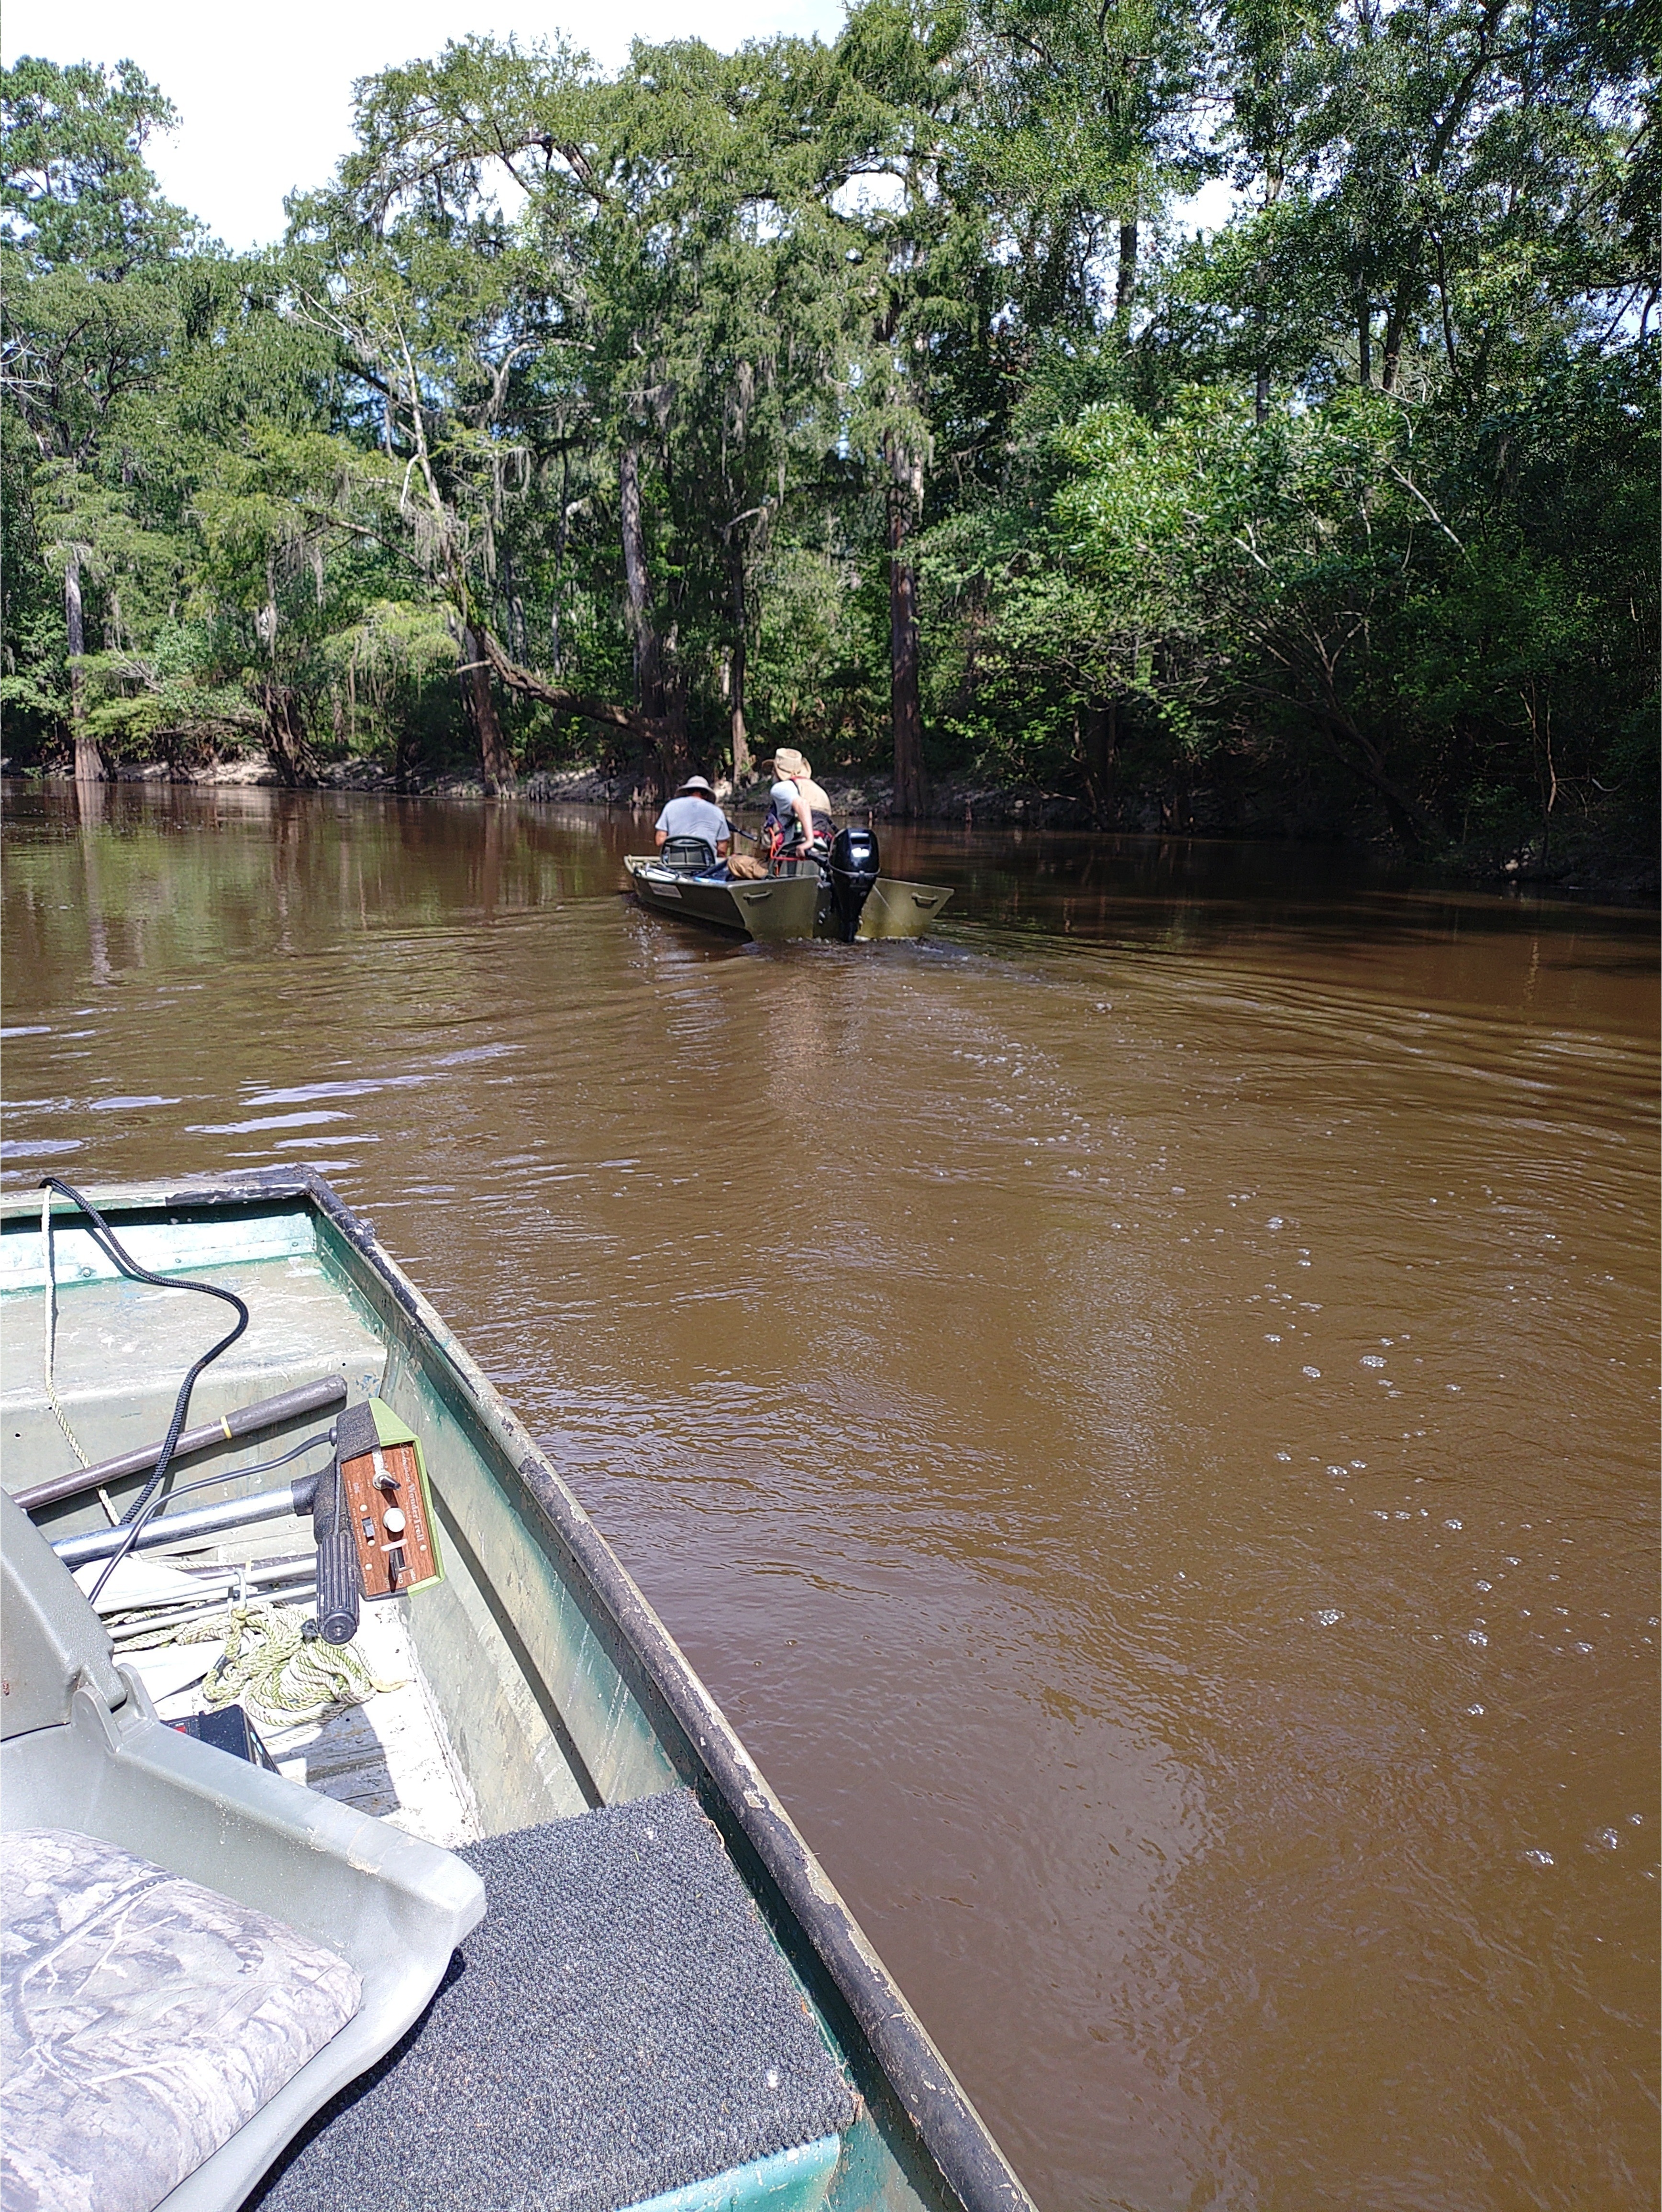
[{"x1": 246, "y1": 1789, "x2": 855, "y2": 2212}]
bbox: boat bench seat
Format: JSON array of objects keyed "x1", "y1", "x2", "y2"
[
  {"x1": 2, "y1": 1828, "x2": 364, "y2": 2212},
  {"x1": 250, "y1": 1788, "x2": 858, "y2": 2212},
  {"x1": 656, "y1": 834, "x2": 719, "y2": 875},
  {"x1": 0, "y1": 1490, "x2": 485, "y2": 2212}
]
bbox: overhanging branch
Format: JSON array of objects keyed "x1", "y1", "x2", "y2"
[{"x1": 477, "y1": 628, "x2": 657, "y2": 743}]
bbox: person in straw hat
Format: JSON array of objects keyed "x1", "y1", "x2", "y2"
[{"x1": 763, "y1": 748, "x2": 834, "y2": 862}]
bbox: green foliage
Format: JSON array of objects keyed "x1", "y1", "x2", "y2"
[
  {"x1": 1, "y1": 55, "x2": 197, "y2": 273},
  {"x1": 0, "y1": 9, "x2": 1653, "y2": 863}
]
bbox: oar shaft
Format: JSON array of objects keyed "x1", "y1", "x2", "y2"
[{"x1": 13, "y1": 1378, "x2": 347, "y2": 1513}]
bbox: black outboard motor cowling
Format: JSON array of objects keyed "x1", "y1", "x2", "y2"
[{"x1": 827, "y1": 826, "x2": 881, "y2": 941}]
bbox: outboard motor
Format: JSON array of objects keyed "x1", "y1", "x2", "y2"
[{"x1": 827, "y1": 826, "x2": 881, "y2": 942}]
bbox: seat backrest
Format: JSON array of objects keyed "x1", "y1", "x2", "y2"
[
  {"x1": 1, "y1": 1488, "x2": 126, "y2": 1737},
  {"x1": 659, "y1": 836, "x2": 717, "y2": 875}
]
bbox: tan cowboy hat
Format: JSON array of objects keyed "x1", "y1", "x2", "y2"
[{"x1": 769, "y1": 747, "x2": 812, "y2": 780}]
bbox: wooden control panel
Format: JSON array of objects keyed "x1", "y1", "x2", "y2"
[{"x1": 339, "y1": 1433, "x2": 439, "y2": 1600}]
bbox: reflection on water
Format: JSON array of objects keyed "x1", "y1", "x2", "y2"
[{"x1": 3, "y1": 783, "x2": 1657, "y2": 2211}]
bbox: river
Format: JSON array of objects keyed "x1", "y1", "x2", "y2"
[{"x1": 3, "y1": 782, "x2": 1656, "y2": 2212}]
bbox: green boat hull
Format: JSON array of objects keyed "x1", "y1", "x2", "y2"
[
  {"x1": 624, "y1": 856, "x2": 953, "y2": 941},
  {"x1": 0, "y1": 1174, "x2": 1028, "y2": 2212}
]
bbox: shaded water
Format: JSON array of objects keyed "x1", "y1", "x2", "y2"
[{"x1": 3, "y1": 783, "x2": 1656, "y2": 2212}]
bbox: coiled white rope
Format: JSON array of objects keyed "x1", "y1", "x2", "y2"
[{"x1": 123, "y1": 1598, "x2": 403, "y2": 1728}]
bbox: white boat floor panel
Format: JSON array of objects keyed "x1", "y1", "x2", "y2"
[{"x1": 143, "y1": 1599, "x2": 482, "y2": 1852}]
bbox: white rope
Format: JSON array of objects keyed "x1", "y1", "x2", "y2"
[
  {"x1": 123, "y1": 1598, "x2": 404, "y2": 1728},
  {"x1": 40, "y1": 1190, "x2": 91, "y2": 1472}
]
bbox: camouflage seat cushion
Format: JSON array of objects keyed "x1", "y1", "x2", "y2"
[{"x1": 1, "y1": 1828, "x2": 362, "y2": 2212}]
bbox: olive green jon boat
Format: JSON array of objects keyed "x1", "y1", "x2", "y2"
[
  {"x1": 623, "y1": 832, "x2": 953, "y2": 944},
  {"x1": 0, "y1": 1171, "x2": 1030, "y2": 2212}
]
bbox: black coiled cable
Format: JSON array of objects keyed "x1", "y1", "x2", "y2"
[{"x1": 38, "y1": 1177, "x2": 250, "y2": 1543}]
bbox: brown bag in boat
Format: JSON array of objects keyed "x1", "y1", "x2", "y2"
[{"x1": 728, "y1": 853, "x2": 768, "y2": 880}]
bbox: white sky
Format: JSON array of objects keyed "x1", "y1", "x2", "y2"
[{"x1": 3, "y1": 0, "x2": 848, "y2": 251}]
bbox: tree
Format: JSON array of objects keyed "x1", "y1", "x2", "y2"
[
  {"x1": 0, "y1": 13, "x2": 1651, "y2": 859},
  {"x1": 1, "y1": 55, "x2": 197, "y2": 777},
  {"x1": 305, "y1": 31, "x2": 884, "y2": 796}
]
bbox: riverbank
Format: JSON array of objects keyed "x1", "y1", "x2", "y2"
[{"x1": 11, "y1": 751, "x2": 1654, "y2": 902}]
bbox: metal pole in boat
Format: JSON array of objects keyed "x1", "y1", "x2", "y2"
[
  {"x1": 50, "y1": 1476, "x2": 325, "y2": 1569},
  {"x1": 13, "y1": 1377, "x2": 348, "y2": 1513}
]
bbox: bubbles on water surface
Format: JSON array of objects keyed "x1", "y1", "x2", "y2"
[
  {"x1": 1313, "y1": 1609, "x2": 1343, "y2": 1626},
  {"x1": 1590, "y1": 1829, "x2": 1620, "y2": 1852},
  {"x1": 1467, "y1": 1703, "x2": 1484, "y2": 1715},
  {"x1": 1444, "y1": 1519, "x2": 1463, "y2": 1530},
  {"x1": 1467, "y1": 1630, "x2": 1488, "y2": 1648},
  {"x1": 1302, "y1": 1365, "x2": 1321, "y2": 1379},
  {"x1": 1361, "y1": 1354, "x2": 1387, "y2": 1368},
  {"x1": 1523, "y1": 1850, "x2": 1554, "y2": 1867}
]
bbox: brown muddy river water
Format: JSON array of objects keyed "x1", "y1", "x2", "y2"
[{"x1": 2, "y1": 783, "x2": 1657, "y2": 2211}]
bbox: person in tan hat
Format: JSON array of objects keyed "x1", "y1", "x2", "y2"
[
  {"x1": 763, "y1": 749, "x2": 834, "y2": 862},
  {"x1": 654, "y1": 773, "x2": 731, "y2": 860}
]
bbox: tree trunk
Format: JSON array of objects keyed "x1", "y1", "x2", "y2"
[
  {"x1": 657, "y1": 687, "x2": 692, "y2": 796},
  {"x1": 1357, "y1": 300, "x2": 1372, "y2": 387},
  {"x1": 888, "y1": 453, "x2": 925, "y2": 820},
  {"x1": 620, "y1": 446, "x2": 663, "y2": 717},
  {"x1": 1115, "y1": 220, "x2": 1138, "y2": 325},
  {"x1": 1381, "y1": 285, "x2": 1413, "y2": 393},
  {"x1": 727, "y1": 539, "x2": 751, "y2": 786},
  {"x1": 65, "y1": 551, "x2": 100, "y2": 784},
  {"x1": 261, "y1": 682, "x2": 314, "y2": 788},
  {"x1": 460, "y1": 624, "x2": 516, "y2": 795},
  {"x1": 620, "y1": 446, "x2": 687, "y2": 798},
  {"x1": 1314, "y1": 704, "x2": 1429, "y2": 848},
  {"x1": 1081, "y1": 698, "x2": 1119, "y2": 827}
]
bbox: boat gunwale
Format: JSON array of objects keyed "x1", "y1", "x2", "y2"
[{"x1": 0, "y1": 1169, "x2": 1033, "y2": 2212}]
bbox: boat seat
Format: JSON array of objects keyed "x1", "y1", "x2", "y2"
[
  {"x1": 3, "y1": 1827, "x2": 364, "y2": 2212},
  {"x1": 657, "y1": 834, "x2": 718, "y2": 874},
  {"x1": 0, "y1": 1489, "x2": 485, "y2": 2212},
  {"x1": 248, "y1": 1789, "x2": 857, "y2": 2212}
]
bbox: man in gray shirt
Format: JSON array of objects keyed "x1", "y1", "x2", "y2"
[{"x1": 654, "y1": 775, "x2": 731, "y2": 861}]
